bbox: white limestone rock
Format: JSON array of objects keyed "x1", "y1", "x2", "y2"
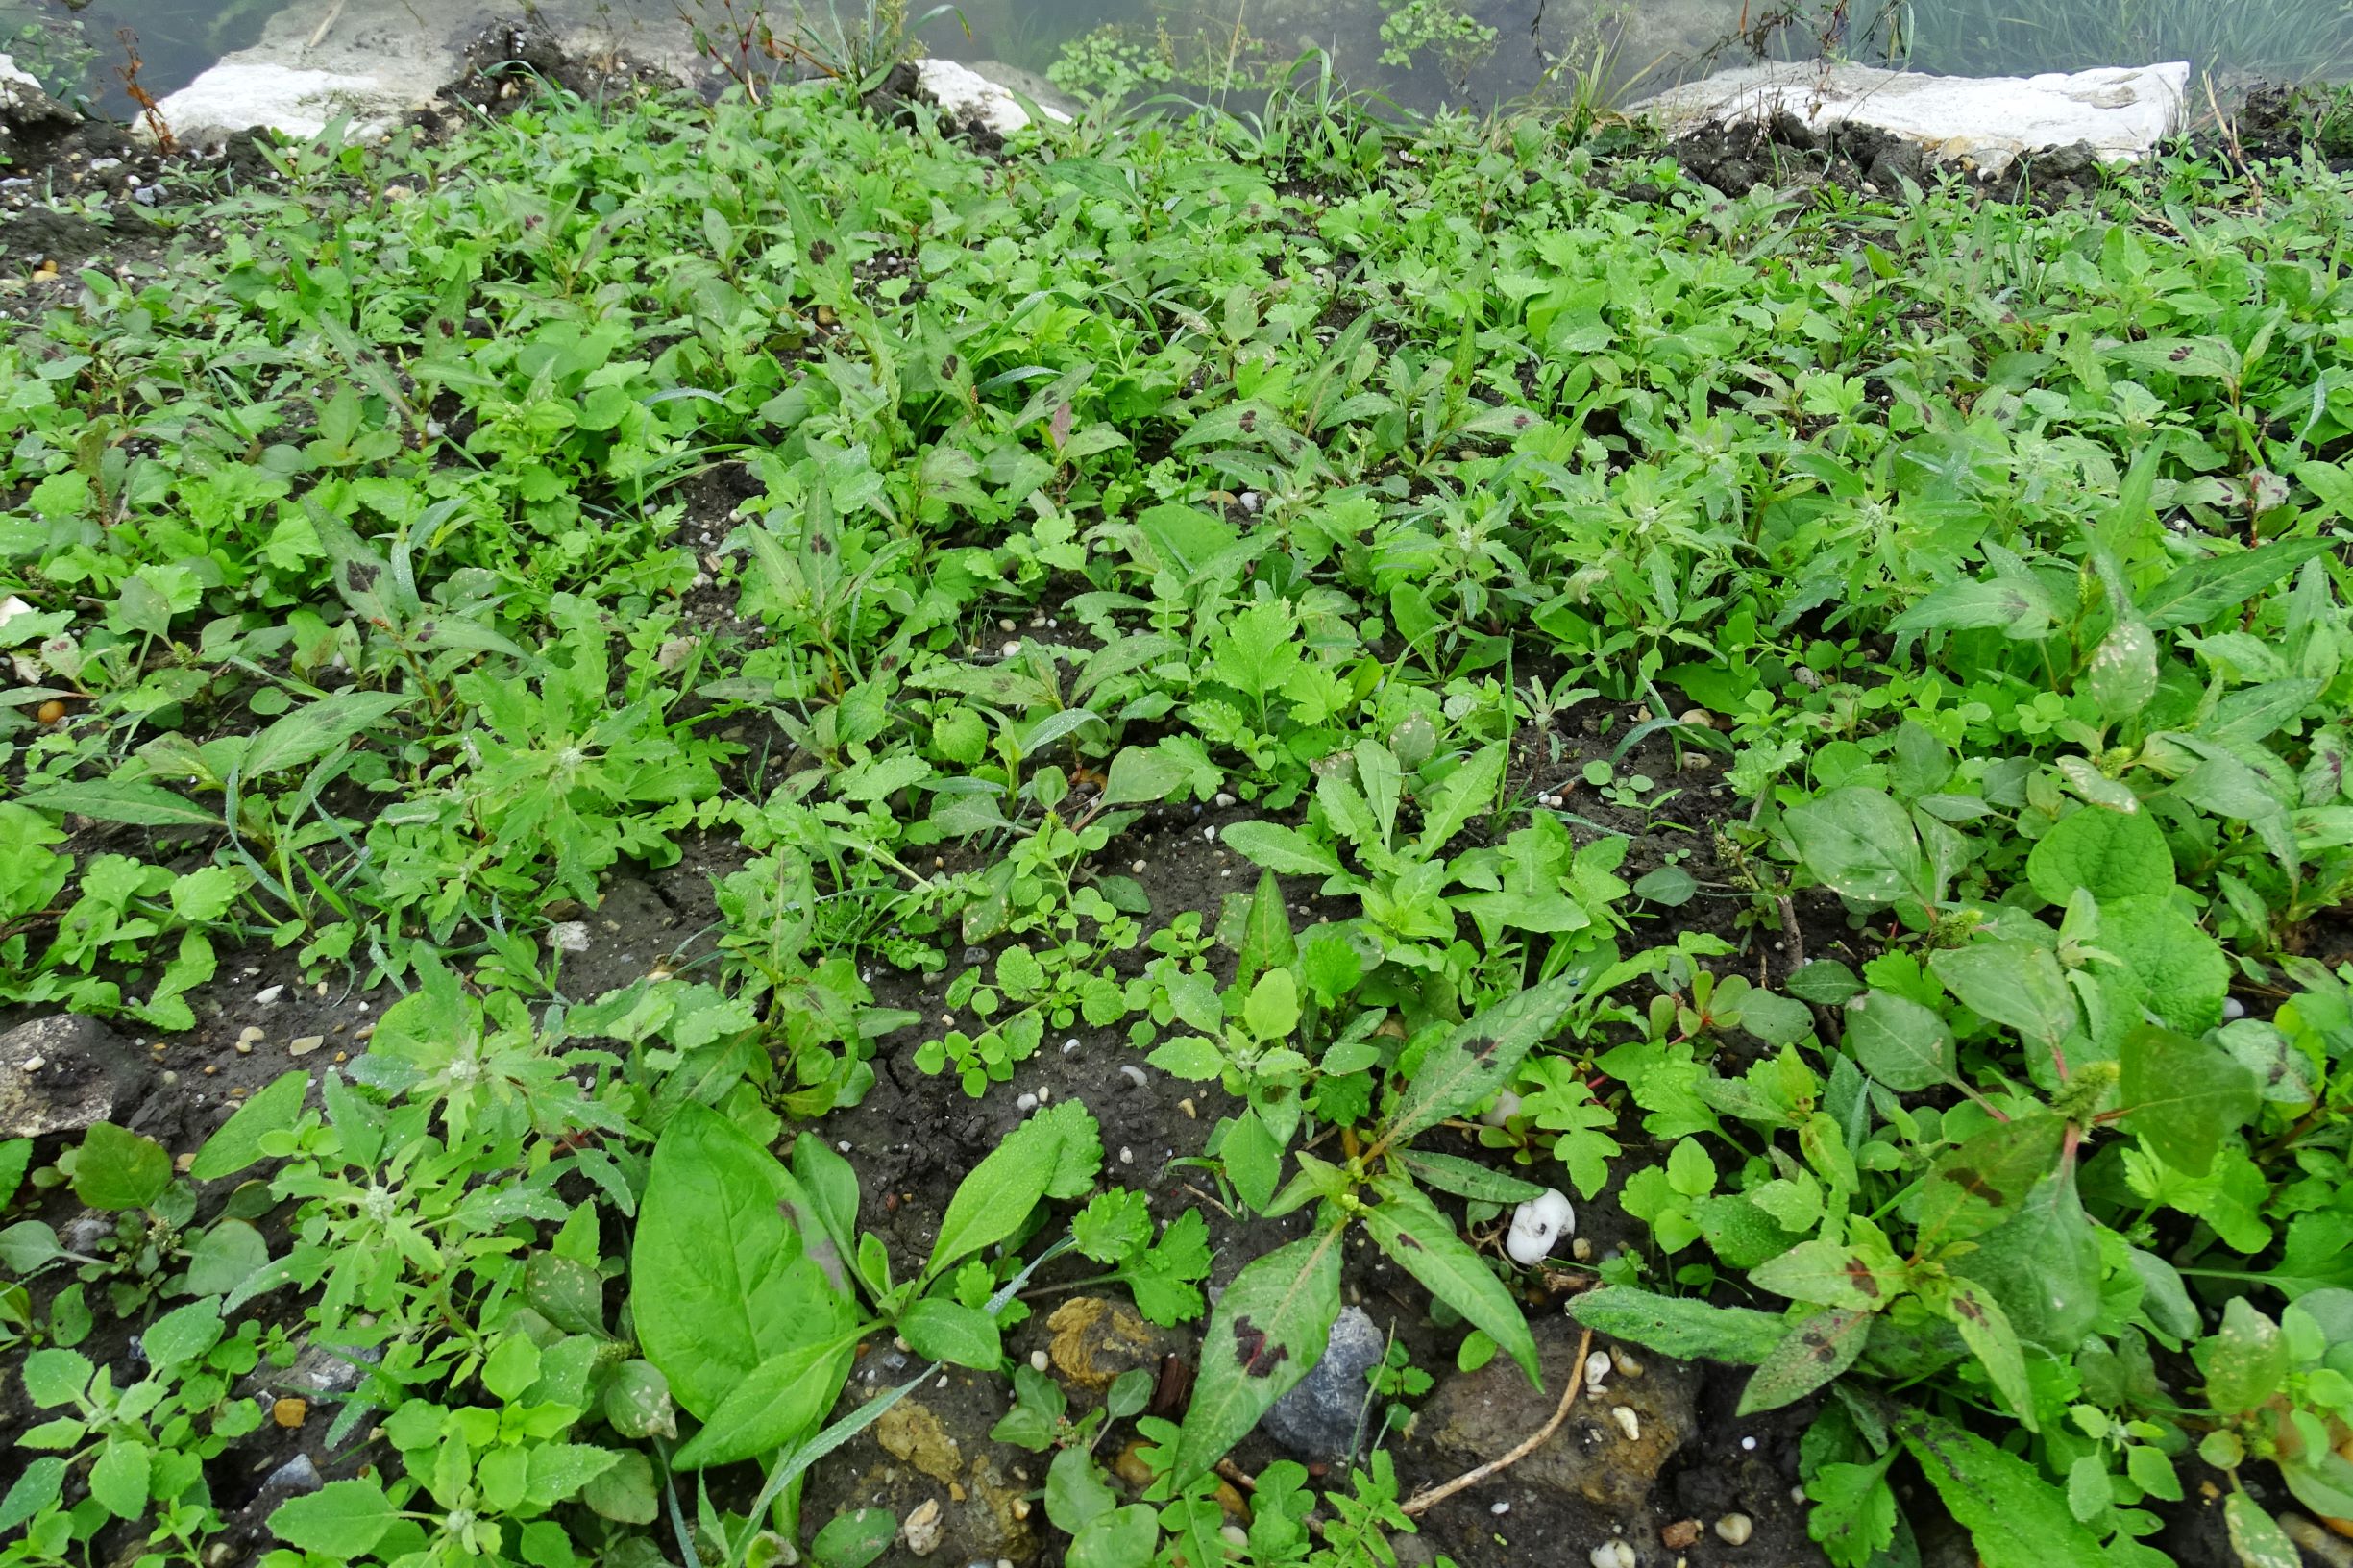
[
  {"x1": 913, "y1": 58, "x2": 1070, "y2": 135},
  {"x1": 149, "y1": 62, "x2": 414, "y2": 148},
  {"x1": 1634, "y1": 60, "x2": 2191, "y2": 175},
  {"x1": 0, "y1": 52, "x2": 76, "y2": 136}
]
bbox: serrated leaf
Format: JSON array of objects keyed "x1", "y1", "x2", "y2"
[
  {"x1": 1172, "y1": 1222, "x2": 1346, "y2": 1482},
  {"x1": 270, "y1": 1480, "x2": 400, "y2": 1557},
  {"x1": 1221, "y1": 821, "x2": 1345, "y2": 877}
]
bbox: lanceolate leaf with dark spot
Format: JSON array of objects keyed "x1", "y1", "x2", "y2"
[
  {"x1": 1381, "y1": 966, "x2": 1592, "y2": 1150},
  {"x1": 1897, "y1": 1411, "x2": 2108, "y2": 1568},
  {"x1": 1956, "y1": 1170, "x2": 2100, "y2": 1353},
  {"x1": 1172, "y1": 1220, "x2": 1346, "y2": 1483},
  {"x1": 1929, "y1": 1278, "x2": 2036, "y2": 1432},
  {"x1": 1910, "y1": 1114, "x2": 2064, "y2": 1253},
  {"x1": 1738, "y1": 1308, "x2": 1874, "y2": 1415},
  {"x1": 1362, "y1": 1180, "x2": 1539, "y2": 1385}
]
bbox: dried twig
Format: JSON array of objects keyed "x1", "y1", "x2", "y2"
[
  {"x1": 306, "y1": 0, "x2": 349, "y2": 50},
  {"x1": 1400, "y1": 1326, "x2": 1592, "y2": 1517}
]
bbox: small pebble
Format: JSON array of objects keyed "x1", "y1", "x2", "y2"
[
  {"x1": 1131, "y1": 859, "x2": 1147, "y2": 873},
  {"x1": 1119, "y1": 1146, "x2": 1133, "y2": 1164},
  {"x1": 1017, "y1": 1092, "x2": 1040, "y2": 1113},
  {"x1": 2222, "y1": 996, "x2": 2247, "y2": 1020},
  {"x1": 1036, "y1": 1085, "x2": 1051, "y2": 1104},
  {"x1": 997, "y1": 618, "x2": 1017, "y2": 632},
  {"x1": 289, "y1": 1036, "x2": 325, "y2": 1057},
  {"x1": 1000, "y1": 641, "x2": 1021, "y2": 658},
  {"x1": 1589, "y1": 1542, "x2": 1636, "y2": 1568},
  {"x1": 1611, "y1": 1348, "x2": 1643, "y2": 1378},
  {"x1": 1739, "y1": 1436, "x2": 1756, "y2": 1452},
  {"x1": 1062, "y1": 1038, "x2": 1080, "y2": 1055},
  {"x1": 1214, "y1": 792, "x2": 1236, "y2": 808},
  {"x1": 255, "y1": 985, "x2": 285, "y2": 1005},
  {"x1": 1715, "y1": 1513, "x2": 1753, "y2": 1547},
  {"x1": 1178, "y1": 1097, "x2": 1196, "y2": 1118},
  {"x1": 1029, "y1": 1350, "x2": 1049, "y2": 1373},
  {"x1": 837, "y1": 1140, "x2": 851, "y2": 1153},
  {"x1": 1119, "y1": 1065, "x2": 1148, "y2": 1090},
  {"x1": 1584, "y1": 1350, "x2": 1612, "y2": 1391},
  {"x1": 1611, "y1": 1405, "x2": 1641, "y2": 1441},
  {"x1": 237, "y1": 1026, "x2": 264, "y2": 1045},
  {"x1": 1661, "y1": 1520, "x2": 1703, "y2": 1551}
]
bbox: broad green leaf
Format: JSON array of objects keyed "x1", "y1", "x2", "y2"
[
  {"x1": 1102, "y1": 745, "x2": 1189, "y2": 808},
  {"x1": 898, "y1": 1298, "x2": 1003, "y2": 1369},
  {"x1": 672, "y1": 1333, "x2": 857, "y2": 1468},
  {"x1": 1898, "y1": 1411, "x2": 2107, "y2": 1568},
  {"x1": 1046, "y1": 1444, "x2": 1117, "y2": 1531},
  {"x1": 0, "y1": 1457, "x2": 64, "y2": 1533},
  {"x1": 15, "y1": 778, "x2": 220, "y2": 828},
  {"x1": 2102, "y1": 897, "x2": 2231, "y2": 1035},
  {"x1": 1930, "y1": 942, "x2": 2075, "y2": 1052},
  {"x1": 142, "y1": 1299, "x2": 224, "y2": 1370},
  {"x1": 1235, "y1": 870, "x2": 1296, "y2": 986},
  {"x1": 71, "y1": 1123, "x2": 171, "y2": 1212},
  {"x1": 2139, "y1": 537, "x2": 2334, "y2": 630},
  {"x1": 1749, "y1": 1240, "x2": 1896, "y2": 1311},
  {"x1": 1960, "y1": 1171, "x2": 2100, "y2": 1351},
  {"x1": 1394, "y1": 1151, "x2": 1546, "y2": 1205},
  {"x1": 1383, "y1": 965, "x2": 1590, "y2": 1148},
  {"x1": 270, "y1": 1480, "x2": 401, "y2": 1558},
  {"x1": 926, "y1": 1108, "x2": 1073, "y2": 1278},
  {"x1": 1068, "y1": 1505, "x2": 1159, "y2": 1568},
  {"x1": 1842, "y1": 990, "x2": 1953, "y2": 1090},
  {"x1": 1173, "y1": 1222, "x2": 1346, "y2": 1482},
  {"x1": 630, "y1": 1105, "x2": 852, "y2": 1422},
  {"x1": 190, "y1": 1070, "x2": 308, "y2": 1181},
  {"x1": 1568, "y1": 1286, "x2": 1784, "y2": 1364},
  {"x1": 2026, "y1": 805, "x2": 2172, "y2": 905},
  {"x1": 1891, "y1": 575, "x2": 2058, "y2": 642},
  {"x1": 2205, "y1": 1298, "x2": 2288, "y2": 1415},
  {"x1": 1361, "y1": 1184, "x2": 1539, "y2": 1385},
  {"x1": 1221, "y1": 820, "x2": 1345, "y2": 877},
  {"x1": 1806, "y1": 1457, "x2": 1899, "y2": 1568},
  {"x1": 1785, "y1": 788, "x2": 1931, "y2": 908},
  {"x1": 2084, "y1": 619, "x2": 2159, "y2": 722},
  {"x1": 811, "y1": 1507, "x2": 898, "y2": 1568},
  {"x1": 1738, "y1": 1308, "x2": 1873, "y2": 1414},
  {"x1": 1912, "y1": 1114, "x2": 2064, "y2": 1251},
  {"x1": 2223, "y1": 1494, "x2": 2301, "y2": 1568},
  {"x1": 88, "y1": 1440, "x2": 150, "y2": 1519},
  {"x1": 240, "y1": 691, "x2": 409, "y2": 778},
  {"x1": 1242, "y1": 969, "x2": 1300, "y2": 1041},
  {"x1": 1933, "y1": 1279, "x2": 2035, "y2": 1431},
  {"x1": 2120, "y1": 1024, "x2": 2258, "y2": 1177}
]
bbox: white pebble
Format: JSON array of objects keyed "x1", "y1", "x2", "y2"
[
  {"x1": 1214, "y1": 792, "x2": 1237, "y2": 808},
  {"x1": 1203, "y1": 825, "x2": 1217, "y2": 842},
  {"x1": 2222, "y1": 996, "x2": 2246, "y2": 1019},
  {"x1": 546, "y1": 921, "x2": 591, "y2": 953},
  {"x1": 1489, "y1": 1501, "x2": 1510, "y2": 1516},
  {"x1": 836, "y1": 1140, "x2": 851, "y2": 1153},
  {"x1": 1506, "y1": 1189, "x2": 1575, "y2": 1265},
  {"x1": 1029, "y1": 1350, "x2": 1049, "y2": 1373},
  {"x1": 1000, "y1": 641, "x2": 1022, "y2": 658},
  {"x1": 1036, "y1": 1085, "x2": 1050, "y2": 1104},
  {"x1": 1589, "y1": 1542, "x2": 1636, "y2": 1568},
  {"x1": 1062, "y1": 1038, "x2": 1081, "y2": 1054},
  {"x1": 1132, "y1": 860, "x2": 1147, "y2": 873},
  {"x1": 1611, "y1": 1405, "x2": 1641, "y2": 1441},
  {"x1": 1017, "y1": 1092, "x2": 1040, "y2": 1113},
  {"x1": 1119, "y1": 1147, "x2": 1133, "y2": 1164},
  {"x1": 255, "y1": 984, "x2": 285, "y2": 1005},
  {"x1": 1584, "y1": 1350, "x2": 1612, "y2": 1391},
  {"x1": 20, "y1": 1056, "x2": 44, "y2": 1072},
  {"x1": 1120, "y1": 1065, "x2": 1148, "y2": 1090},
  {"x1": 1480, "y1": 1090, "x2": 1524, "y2": 1128},
  {"x1": 998, "y1": 618, "x2": 1018, "y2": 632},
  {"x1": 1715, "y1": 1513, "x2": 1753, "y2": 1546},
  {"x1": 1739, "y1": 1435, "x2": 1756, "y2": 1452}
]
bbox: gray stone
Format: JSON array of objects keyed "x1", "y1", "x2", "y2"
[
  {"x1": 0, "y1": 1016, "x2": 148, "y2": 1142},
  {"x1": 1261, "y1": 1306, "x2": 1385, "y2": 1462},
  {"x1": 259, "y1": 1454, "x2": 322, "y2": 1501},
  {"x1": 1422, "y1": 1318, "x2": 1700, "y2": 1515},
  {"x1": 0, "y1": 53, "x2": 75, "y2": 138}
]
